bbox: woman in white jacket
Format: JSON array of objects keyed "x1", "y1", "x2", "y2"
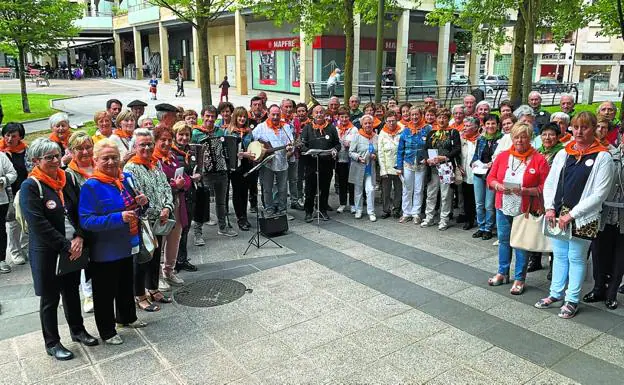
[
  {"x1": 348, "y1": 115, "x2": 378, "y2": 221},
  {"x1": 535, "y1": 112, "x2": 614, "y2": 319},
  {"x1": 378, "y1": 111, "x2": 403, "y2": 219},
  {"x1": 0, "y1": 148, "x2": 17, "y2": 273}
]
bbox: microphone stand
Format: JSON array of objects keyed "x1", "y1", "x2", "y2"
[{"x1": 303, "y1": 149, "x2": 334, "y2": 231}]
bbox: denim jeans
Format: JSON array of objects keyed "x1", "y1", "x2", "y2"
[
  {"x1": 474, "y1": 175, "x2": 495, "y2": 232},
  {"x1": 260, "y1": 167, "x2": 288, "y2": 213},
  {"x1": 549, "y1": 236, "x2": 591, "y2": 304},
  {"x1": 496, "y1": 210, "x2": 528, "y2": 281}
]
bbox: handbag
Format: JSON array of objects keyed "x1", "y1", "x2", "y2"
[
  {"x1": 510, "y1": 194, "x2": 552, "y2": 252},
  {"x1": 136, "y1": 216, "x2": 157, "y2": 264},
  {"x1": 436, "y1": 162, "x2": 455, "y2": 184}
]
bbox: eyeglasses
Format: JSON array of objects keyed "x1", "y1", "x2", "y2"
[
  {"x1": 99, "y1": 155, "x2": 120, "y2": 163},
  {"x1": 137, "y1": 142, "x2": 154, "y2": 149},
  {"x1": 41, "y1": 153, "x2": 61, "y2": 162}
]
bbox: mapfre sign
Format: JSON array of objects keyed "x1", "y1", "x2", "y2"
[{"x1": 247, "y1": 38, "x2": 300, "y2": 51}]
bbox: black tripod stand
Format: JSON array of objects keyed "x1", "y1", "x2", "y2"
[
  {"x1": 243, "y1": 155, "x2": 283, "y2": 255},
  {"x1": 304, "y1": 149, "x2": 334, "y2": 230}
]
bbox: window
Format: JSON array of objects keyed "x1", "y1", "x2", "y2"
[{"x1": 581, "y1": 54, "x2": 613, "y2": 61}]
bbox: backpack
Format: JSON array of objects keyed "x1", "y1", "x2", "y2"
[{"x1": 14, "y1": 176, "x2": 43, "y2": 234}]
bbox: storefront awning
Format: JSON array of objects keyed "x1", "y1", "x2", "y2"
[{"x1": 60, "y1": 37, "x2": 114, "y2": 50}]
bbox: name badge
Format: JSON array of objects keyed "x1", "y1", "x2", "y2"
[
  {"x1": 585, "y1": 159, "x2": 594, "y2": 167},
  {"x1": 45, "y1": 200, "x2": 57, "y2": 210},
  {"x1": 325, "y1": 135, "x2": 330, "y2": 140},
  {"x1": 529, "y1": 168, "x2": 536, "y2": 174}
]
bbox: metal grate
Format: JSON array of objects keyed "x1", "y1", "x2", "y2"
[{"x1": 174, "y1": 279, "x2": 249, "y2": 308}]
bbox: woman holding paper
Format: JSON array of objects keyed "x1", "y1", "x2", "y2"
[
  {"x1": 459, "y1": 117, "x2": 480, "y2": 230},
  {"x1": 349, "y1": 115, "x2": 379, "y2": 221},
  {"x1": 470, "y1": 114, "x2": 502, "y2": 240},
  {"x1": 535, "y1": 112, "x2": 613, "y2": 318},
  {"x1": 486, "y1": 122, "x2": 549, "y2": 295},
  {"x1": 20, "y1": 138, "x2": 97, "y2": 360}
]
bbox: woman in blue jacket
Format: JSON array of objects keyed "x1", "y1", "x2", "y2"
[{"x1": 79, "y1": 139, "x2": 149, "y2": 345}]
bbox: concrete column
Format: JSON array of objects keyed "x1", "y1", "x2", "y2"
[
  {"x1": 609, "y1": 55, "x2": 622, "y2": 90},
  {"x1": 234, "y1": 10, "x2": 248, "y2": 95},
  {"x1": 113, "y1": 31, "x2": 122, "y2": 71},
  {"x1": 352, "y1": 14, "x2": 361, "y2": 96},
  {"x1": 133, "y1": 26, "x2": 143, "y2": 80},
  {"x1": 192, "y1": 27, "x2": 201, "y2": 88},
  {"x1": 395, "y1": 9, "x2": 410, "y2": 101},
  {"x1": 299, "y1": 29, "x2": 314, "y2": 103},
  {"x1": 436, "y1": 22, "x2": 451, "y2": 86},
  {"x1": 159, "y1": 22, "x2": 170, "y2": 83}
]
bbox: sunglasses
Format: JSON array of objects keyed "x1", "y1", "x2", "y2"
[{"x1": 41, "y1": 153, "x2": 61, "y2": 162}]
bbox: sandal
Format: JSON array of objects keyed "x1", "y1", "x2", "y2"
[
  {"x1": 135, "y1": 296, "x2": 160, "y2": 312},
  {"x1": 148, "y1": 290, "x2": 172, "y2": 304},
  {"x1": 398, "y1": 216, "x2": 411, "y2": 224},
  {"x1": 558, "y1": 301, "x2": 579, "y2": 319},
  {"x1": 510, "y1": 281, "x2": 525, "y2": 295},
  {"x1": 487, "y1": 274, "x2": 509, "y2": 286},
  {"x1": 534, "y1": 296, "x2": 563, "y2": 309}
]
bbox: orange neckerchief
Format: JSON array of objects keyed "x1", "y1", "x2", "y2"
[
  {"x1": 91, "y1": 169, "x2": 124, "y2": 191},
  {"x1": 462, "y1": 130, "x2": 479, "y2": 143},
  {"x1": 281, "y1": 113, "x2": 293, "y2": 123},
  {"x1": 565, "y1": 139, "x2": 608, "y2": 162},
  {"x1": 451, "y1": 122, "x2": 464, "y2": 132},
  {"x1": 128, "y1": 154, "x2": 156, "y2": 170},
  {"x1": 29, "y1": 167, "x2": 66, "y2": 205},
  {"x1": 265, "y1": 119, "x2": 284, "y2": 135},
  {"x1": 373, "y1": 117, "x2": 382, "y2": 128},
  {"x1": 407, "y1": 118, "x2": 426, "y2": 135},
  {"x1": 67, "y1": 159, "x2": 94, "y2": 180},
  {"x1": 432, "y1": 124, "x2": 447, "y2": 131},
  {"x1": 0, "y1": 138, "x2": 27, "y2": 154},
  {"x1": 172, "y1": 143, "x2": 190, "y2": 164},
  {"x1": 358, "y1": 129, "x2": 375, "y2": 140},
  {"x1": 152, "y1": 147, "x2": 173, "y2": 166},
  {"x1": 49, "y1": 132, "x2": 69, "y2": 149},
  {"x1": 298, "y1": 117, "x2": 311, "y2": 127},
  {"x1": 196, "y1": 124, "x2": 215, "y2": 135},
  {"x1": 382, "y1": 123, "x2": 402, "y2": 136},
  {"x1": 509, "y1": 146, "x2": 536, "y2": 163},
  {"x1": 114, "y1": 129, "x2": 132, "y2": 139},
  {"x1": 559, "y1": 133, "x2": 572, "y2": 143},
  {"x1": 399, "y1": 118, "x2": 410, "y2": 127},
  {"x1": 230, "y1": 125, "x2": 249, "y2": 138},
  {"x1": 338, "y1": 121, "x2": 354, "y2": 137},
  {"x1": 599, "y1": 138, "x2": 610, "y2": 147},
  {"x1": 312, "y1": 121, "x2": 329, "y2": 135}
]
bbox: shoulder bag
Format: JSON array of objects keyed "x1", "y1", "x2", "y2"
[{"x1": 510, "y1": 193, "x2": 552, "y2": 252}]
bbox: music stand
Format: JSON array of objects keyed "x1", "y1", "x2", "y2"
[
  {"x1": 303, "y1": 149, "x2": 334, "y2": 230},
  {"x1": 243, "y1": 154, "x2": 283, "y2": 254}
]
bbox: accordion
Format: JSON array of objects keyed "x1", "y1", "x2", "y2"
[{"x1": 190, "y1": 136, "x2": 238, "y2": 174}]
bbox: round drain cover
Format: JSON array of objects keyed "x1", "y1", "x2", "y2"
[{"x1": 174, "y1": 279, "x2": 248, "y2": 307}]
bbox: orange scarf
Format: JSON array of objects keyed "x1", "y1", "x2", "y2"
[
  {"x1": 29, "y1": 167, "x2": 66, "y2": 205},
  {"x1": 431, "y1": 123, "x2": 443, "y2": 131},
  {"x1": 281, "y1": 113, "x2": 293, "y2": 123},
  {"x1": 91, "y1": 169, "x2": 124, "y2": 191},
  {"x1": 407, "y1": 118, "x2": 426, "y2": 135},
  {"x1": 0, "y1": 138, "x2": 27, "y2": 154},
  {"x1": 559, "y1": 133, "x2": 572, "y2": 143},
  {"x1": 565, "y1": 139, "x2": 608, "y2": 162},
  {"x1": 249, "y1": 110, "x2": 267, "y2": 120},
  {"x1": 312, "y1": 121, "x2": 329, "y2": 135},
  {"x1": 451, "y1": 122, "x2": 464, "y2": 132},
  {"x1": 298, "y1": 118, "x2": 311, "y2": 127},
  {"x1": 382, "y1": 123, "x2": 402, "y2": 136},
  {"x1": 462, "y1": 130, "x2": 479, "y2": 143},
  {"x1": 196, "y1": 125, "x2": 215, "y2": 135},
  {"x1": 172, "y1": 143, "x2": 190, "y2": 164},
  {"x1": 114, "y1": 129, "x2": 132, "y2": 139},
  {"x1": 49, "y1": 132, "x2": 69, "y2": 149},
  {"x1": 338, "y1": 121, "x2": 354, "y2": 137},
  {"x1": 399, "y1": 118, "x2": 410, "y2": 127},
  {"x1": 265, "y1": 119, "x2": 284, "y2": 135},
  {"x1": 373, "y1": 117, "x2": 382, "y2": 128},
  {"x1": 358, "y1": 129, "x2": 375, "y2": 140},
  {"x1": 509, "y1": 146, "x2": 536, "y2": 163},
  {"x1": 599, "y1": 138, "x2": 610, "y2": 147},
  {"x1": 127, "y1": 154, "x2": 156, "y2": 170},
  {"x1": 152, "y1": 147, "x2": 173, "y2": 166},
  {"x1": 67, "y1": 159, "x2": 94, "y2": 180}
]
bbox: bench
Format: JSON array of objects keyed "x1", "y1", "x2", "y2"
[
  {"x1": 28, "y1": 69, "x2": 42, "y2": 82},
  {"x1": 0, "y1": 67, "x2": 15, "y2": 79}
]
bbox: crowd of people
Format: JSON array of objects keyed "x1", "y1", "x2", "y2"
[{"x1": 0, "y1": 88, "x2": 622, "y2": 360}]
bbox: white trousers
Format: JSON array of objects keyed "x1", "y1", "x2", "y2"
[
  {"x1": 424, "y1": 169, "x2": 453, "y2": 223},
  {"x1": 401, "y1": 168, "x2": 426, "y2": 217},
  {"x1": 354, "y1": 175, "x2": 375, "y2": 215}
]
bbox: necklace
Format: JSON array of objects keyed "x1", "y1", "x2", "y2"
[{"x1": 510, "y1": 157, "x2": 523, "y2": 176}]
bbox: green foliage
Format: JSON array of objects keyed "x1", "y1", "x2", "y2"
[
  {"x1": 111, "y1": 6, "x2": 128, "y2": 16},
  {"x1": 0, "y1": 0, "x2": 83, "y2": 55},
  {"x1": 147, "y1": 0, "x2": 234, "y2": 26},
  {"x1": 587, "y1": 0, "x2": 623, "y2": 39},
  {"x1": 0, "y1": 93, "x2": 66, "y2": 123}
]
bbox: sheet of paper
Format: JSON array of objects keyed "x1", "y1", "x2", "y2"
[
  {"x1": 472, "y1": 160, "x2": 488, "y2": 175},
  {"x1": 174, "y1": 167, "x2": 184, "y2": 179},
  {"x1": 427, "y1": 149, "x2": 438, "y2": 159}
]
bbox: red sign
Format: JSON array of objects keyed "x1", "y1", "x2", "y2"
[
  {"x1": 292, "y1": 80, "x2": 300, "y2": 87},
  {"x1": 247, "y1": 38, "x2": 300, "y2": 51},
  {"x1": 260, "y1": 79, "x2": 277, "y2": 85}
]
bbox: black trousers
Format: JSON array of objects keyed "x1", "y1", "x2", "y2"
[
  {"x1": 193, "y1": 185, "x2": 211, "y2": 224},
  {"x1": 177, "y1": 225, "x2": 190, "y2": 263},
  {"x1": 304, "y1": 157, "x2": 334, "y2": 214},
  {"x1": 203, "y1": 173, "x2": 228, "y2": 230},
  {"x1": 40, "y1": 270, "x2": 84, "y2": 348},
  {"x1": 134, "y1": 235, "x2": 162, "y2": 295},
  {"x1": 381, "y1": 175, "x2": 402, "y2": 214},
  {"x1": 0, "y1": 204, "x2": 8, "y2": 261},
  {"x1": 591, "y1": 224, "x2": 624, "y2": 300},
  {"x1": 91, "y1": 257, "x2": 136, "y2": 340},
  {"x1": 230, "y1": 166, "x2": 253, "y2": 222},
  {"x1": 298, "y1": 157, "x2": 306, "y2": 202},
  {"x1": 462, "y1": 182, "x2": 476, "y2": 223},
  {"x1": 336, "y1": 162, "x2": 354, "y2": 206},
  {"x1": 248, "y1": 172, "x2": 258, "y2": 209}
]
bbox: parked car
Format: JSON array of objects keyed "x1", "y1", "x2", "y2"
[
  {"x1": 450, "y1": 74, "x2": 469, "y2": 85},
  {"x1": 533, "y1": 78, "x2": 567, "y2": 94},
  {"x1": 479, "y1": 74, "x2": 509, "y2": 94}
]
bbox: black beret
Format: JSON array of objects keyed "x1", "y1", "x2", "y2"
[
  {"x1": 154, "y1": 103, "x2": 177, "y2": 112},
  {"x1": 127, "y1": 99, "x2": 148, "y2": 107}
]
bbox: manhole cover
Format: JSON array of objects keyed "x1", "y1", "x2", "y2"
[{"x1": 174, "y1": 279, "x2": 248, "y2": 307}]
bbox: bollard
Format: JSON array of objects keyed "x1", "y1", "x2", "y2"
[{"x1": 582, "y1": 78, "x2": 595, "y2": 105}]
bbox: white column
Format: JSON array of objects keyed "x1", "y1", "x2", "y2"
[
  {"x1": 610, "y1": 55, "x2": 622, "y2": 90},
  {"x1": 133, "y1": 26, "x2": 143, "y2": 80},
  {"x1": 234, "y1": 10, "x2": 248, "y2": 95},
  {"x1": 352, "y1": 14, "x2": 361, "y2": 95},
  {"x1": 299, "y1": 29, "x2": 314, "y2": 103},
  {"x1": 436, "y1": 22, "x2": 451, "y2": 86},
  {"x1": 159, "y1": 22, "x2": 170, "y2": 83},
  {"x1": 113, "y1": 31, "x2": 122, "y2": 71},
  {"x1": 192, "y1": 27, "x2": 201, "y2": 88},
  {"x1": 395, "y1": 9, "x2": 410, "y2": 101}
]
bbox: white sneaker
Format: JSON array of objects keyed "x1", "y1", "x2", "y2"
[
  {"x1": 105, "y1": 335, "x2": 123, "y2": 345},
  {"x1": 420, "y1": 219, "x2": 434, "y2": 228},
  {"x1": 207, "y1": 218, "x2": 217, "y2": 226},
  {"x1": 165, "y1": 273, "x2": 184, "y2": 286},
  {"x1": 336, "y1": 205, "x2": 346, "y2": 213},
  {"x1": 438, "y1": 221, "x2": 449, "y2": 231},
  {"x1": 83, "y1": 296, "x2": 94, "y2": 313},
  {"x1": 194, "y1": 235, "x2": 205, "y2": 247},
  {"x1": 355, "y1": 211, "x2": 362, "y2": 219},
  {"x1": 350, "y1": 206, "x2": 356, "y2": 214},
  {"x1": 12, "y1": 255, "x2": 25, "y2": 265},
  {"x1": 369, "y1": 214, "x2": 377, "y2": 222},
  {"x1": 158, "y1": 278, "x2": 171, "y2": 291},
  {"x1": 413, "y1": 216, "x2": 422, "y2": 225}
]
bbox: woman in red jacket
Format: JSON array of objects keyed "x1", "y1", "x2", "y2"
[{"x1": 486, "y1": 122, "x2": 550, "y2": 295}]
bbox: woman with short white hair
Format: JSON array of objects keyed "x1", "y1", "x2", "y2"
[
  {"x1": 137, "y1": 114, "x2": 154, "y2": 129},
  {"x1": 349, "y1": 115, "x2": 378, "y2": 221},
  {"x1": 48, "y1": 112, "x2": 73, "y2": 166},
  {"x1": 475, "y1": 100, "x2": 491, "y2": 127}
]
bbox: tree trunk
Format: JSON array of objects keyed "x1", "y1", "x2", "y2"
[
  {"x1": 374, "y1": 0, "x2": 385, "y2": 103},
  {"x1": 618, "y1": 0, "x2": 624, "y2": 121},
  {"x1": 521, "y1": 0, "x2": 537, "y2": 104},
  {"x1": 196, "y1": 21, "x2": 212, "y2": 106},
  {"x1": 17, "y1": 46, "x2": 31, "y2": 113},
  {"x1": 342, "y1": 0, "x2": 354, "y2": 104},
  {"x1": 509, "y1": 2, "x2": 526, "y2": 107}
]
